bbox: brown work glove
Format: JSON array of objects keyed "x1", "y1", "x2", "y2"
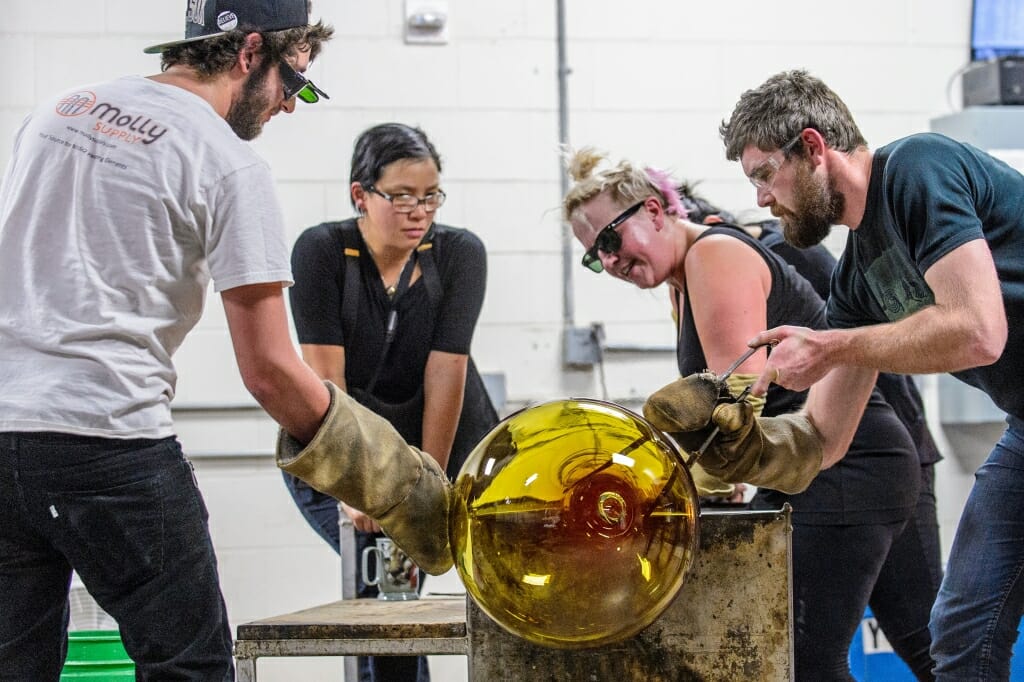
[
  {"x1": 643, "y1": 372, "x2": 726, "y2": 442},
  {"x1": 643, "y1": 373, "x2": 738, "y2": 496},
  {"x1": 698, "y1": 402, "x2": 823, "y2": 494},
  {"x1": 644, "y1": 373, "x2": 824, "y2": 495},
  {"x1": 276, "y1": 382, "x2": 453, "y2": 574},
  {"x1": 688, "y1": 461, "x2": 737, "y2": 498}
]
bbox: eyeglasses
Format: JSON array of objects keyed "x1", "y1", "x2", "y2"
[
  {"x1": 278, "y1": 61, "x2": 330, "y2": 104},
  {"x1": 581, "y1": 201, "x2": 645, "y2": 273},
  {"x1": 367, "y1": 186, "x2": 447, "y2": 213},
  {"x1": 747, "y1": 133, "x2": 803, "y2": 191}
]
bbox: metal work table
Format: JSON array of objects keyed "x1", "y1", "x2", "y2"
[
  {"x1": 234, "y1": 508, "x2": 794, "y2": 681},
  {"x1": 234, "y1": 597, "x2": 466, "y2": 680}
]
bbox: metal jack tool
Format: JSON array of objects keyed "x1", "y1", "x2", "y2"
[{"x1": 691, "y1": 343, "x2": 771, "y2": 462}]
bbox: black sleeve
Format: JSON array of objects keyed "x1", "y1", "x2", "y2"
[
  {"x1": 432, "y1": 228, "x2": 487, "y2": 355},
  {"x1": 886, "y1": 135, "x2": 988, "y2": 273},
  {"x1": 288, "y1": 223, "x2": 346, "y2": 346}
]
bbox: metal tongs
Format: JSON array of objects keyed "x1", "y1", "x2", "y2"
[{"x1": 691, "y1": 343, "x2": 770, "y2": 462}]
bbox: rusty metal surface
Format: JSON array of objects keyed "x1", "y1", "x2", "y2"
[{"x1": 467, "y1": 507, "x2": 793, "y2": 682}]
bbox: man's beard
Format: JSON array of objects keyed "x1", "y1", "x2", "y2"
[
  {"x1": 226, "y1": 62, "x2": 274, "y2": 141},
  {"x1": 777, "y1": 162, "x2": 845, "y2": 249}
]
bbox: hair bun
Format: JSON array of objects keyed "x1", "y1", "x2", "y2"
[{"x1": 565, "y1": 147, "x2": 606, "y2": 182}]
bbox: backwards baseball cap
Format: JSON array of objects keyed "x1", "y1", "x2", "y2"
[{"x1": 144, "y1": 0, "x2": 309, "y2": 54}]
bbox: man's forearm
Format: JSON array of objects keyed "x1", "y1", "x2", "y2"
[
  {"x1": 803, "y1": 365, "x2": 877, "y2": 469},
  {"x1": 245, "y1": 359, "x2": 331, "y2": 445},
  {"x1": 826, "y1": 302, "x2": 1004, "y2": 375}
]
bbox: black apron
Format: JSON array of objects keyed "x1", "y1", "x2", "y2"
[{"x1": 337, "y1": 222, "x2": 498, "y2": 480}]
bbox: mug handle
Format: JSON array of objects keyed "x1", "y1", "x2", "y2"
[{"x1": 361, "y1": 545, "x2": 381, "y2": 587}]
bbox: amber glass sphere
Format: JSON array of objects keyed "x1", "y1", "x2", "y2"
[{"x1": 449, "y1": 398, "x2": 700, "y2": 649}]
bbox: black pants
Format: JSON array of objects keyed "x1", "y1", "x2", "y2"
[
  {"x1": 777, "y1": 465, "x2": 940, "y2": 681},
  {"x1": 0, "y1": 432, "x2": 233, "y2": 681},
  {"x1": 868, "y1": 464, "x2": 941, "y2": 681}
]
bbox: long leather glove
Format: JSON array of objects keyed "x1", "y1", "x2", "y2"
[
  {"x1": 700, "y1": 401, "x2": 822, "y2": 494},
  {"x1": 644, "y1": 373, "x2": 824, "y2": 495},
  {"x1": 644, "y1": 372, "x2": 725, "y2": 434},
  {"x1": 276, "y1": 382, "x2": 453, "y2": 574}
]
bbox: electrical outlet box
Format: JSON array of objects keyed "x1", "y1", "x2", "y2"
[{"x1": 563, "y1": 326, "x2": 603, "y2": 367}]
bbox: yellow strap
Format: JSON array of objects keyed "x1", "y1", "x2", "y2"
[
  {"x1": 723, "y1": 373, "x2": 766, "y2": 418},
  {"x1": 345, "y1": 243, "x2": 429, "y2": 257}
]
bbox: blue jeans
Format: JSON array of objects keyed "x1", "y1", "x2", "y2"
[
  {"x1": 282, "y1": 472, "x2": 430, "y2": 682},
  {"x1": 0, "y1": 432, "x2": 233, "y2": 681},
  {"x1": 931, "y1": 418, "x2": 1024, "y2": 681}
]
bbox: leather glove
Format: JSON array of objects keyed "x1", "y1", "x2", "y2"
[
  {"x1": 276, "y1": 382, "x2": 453, "y2": 574},
  {"x1": 644, "y1": 373, "x2": 823, "y2": 495},
  {"x1": 643, "y1": 373, "x2": 739, "y2": 496},
  {"x1": 697, "y1": 402, "x2": 823, "y2": 494},
  {"x1": 643, "y1": 372, "x2": 724, "y2": 435}
]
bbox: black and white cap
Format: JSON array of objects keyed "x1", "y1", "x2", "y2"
[{"x1": 144, "y1": 0, "x2": 309, "y2": 54}]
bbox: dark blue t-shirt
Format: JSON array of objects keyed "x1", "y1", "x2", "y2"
[
  {"x1": 756, "y1": 222, "x2": 941, "y2": 465},
  {"x1": 828, "y1": 133, "x2": 1024, "y2": 421}
]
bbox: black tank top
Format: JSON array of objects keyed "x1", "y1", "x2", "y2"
[
  {"x1": 675, "y1": 225, "x2": 919, "y2": 524},
  {"x1": 676, "y1": 225, "x2": 823, "y2": 418}
]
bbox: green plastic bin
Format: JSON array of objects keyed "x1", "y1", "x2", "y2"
[{"x1": 60, "y1": 630, "x2": 134, "y2": 681}]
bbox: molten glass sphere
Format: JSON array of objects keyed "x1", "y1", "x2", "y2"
[{"x1": 449, "y1": 398, "x2": 700, "y2": 649}]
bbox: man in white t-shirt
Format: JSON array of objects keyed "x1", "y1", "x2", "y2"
[{"x1": 0, "y1": 2, "x2": 459, "y2": 679}]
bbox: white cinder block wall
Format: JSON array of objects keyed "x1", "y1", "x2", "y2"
[{"x1": 1, "y1": 1, "x2": 988, "y2": 679}]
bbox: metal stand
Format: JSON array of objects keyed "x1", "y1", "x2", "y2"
[
  {"x1": 340, "y1": 504, "x2": 359, "y2": 682},
  {"x1": 466, "y1": 507, "x2": 793, "y2": 680}
]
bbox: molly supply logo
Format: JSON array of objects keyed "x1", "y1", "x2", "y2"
[{"x1": 56, "y1": 92, "x2": 167, "y2": 145}]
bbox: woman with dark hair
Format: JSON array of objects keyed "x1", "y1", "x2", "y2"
[{"x1": 285, "y1": 123, "x2": 497, "y2": 682}]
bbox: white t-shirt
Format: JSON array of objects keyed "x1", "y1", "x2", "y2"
[{"x1": 0, "y1": 76, "x2": 292, "y2": 438}]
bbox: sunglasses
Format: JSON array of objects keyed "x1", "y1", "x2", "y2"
[
  {"x1": 581, "y1": 201, "x2": 645, "y2": 273},
  {"x1": 278, "y1": 61, "x2": 330, "y2": 104}
]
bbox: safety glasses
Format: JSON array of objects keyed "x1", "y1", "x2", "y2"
[
  {"x1": 747, "y1": 133, "x2": 803, "y2": 191},
  {"x1": 367, "y1": 186, "x2": 447, "y2": 213}
]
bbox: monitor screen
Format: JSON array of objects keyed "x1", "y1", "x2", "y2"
[{"x1": 972, "y1": 0, "x2": 1024, "y2": 61}]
